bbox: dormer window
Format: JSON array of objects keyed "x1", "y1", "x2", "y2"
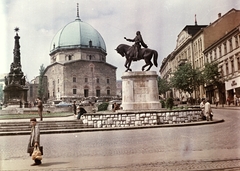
[{"x1": 89, "y1": 40, "x2": 92, "y2": 47}]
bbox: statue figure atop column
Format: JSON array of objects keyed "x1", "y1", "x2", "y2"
[{"x1": 13, "y1": 27, "x2": 21, "y2": 64}]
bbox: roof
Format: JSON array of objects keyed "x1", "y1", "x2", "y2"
[
  {"x1": 182, "y1": 25, "x2": 207, "y2": 36},
  {"x1": 50, "y1": 18, "x2": 106, "y2": 54}
]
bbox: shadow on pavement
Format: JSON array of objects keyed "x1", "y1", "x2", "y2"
[{"x1": 39, "y1": 161, "x2": 69, "y2": 167}]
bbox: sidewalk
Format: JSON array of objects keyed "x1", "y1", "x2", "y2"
[
  {"x1": 1, "y1": 143, "x2": 240, "y2": 171},
  {"x1": 211, "y1": 104, "x2": 240, "y2": 110}
]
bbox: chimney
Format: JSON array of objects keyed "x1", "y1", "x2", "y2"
[{"x1": 218, "y1": 13, "x2": 221, "y2": 18}]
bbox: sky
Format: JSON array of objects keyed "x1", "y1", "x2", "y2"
[{"x1": 1, "y1": 0, "x2": 240, "y2": 81}]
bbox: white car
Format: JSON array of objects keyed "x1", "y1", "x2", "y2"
[{"x1": 55, "y1": 102, "x2": 72, "y2": 107}]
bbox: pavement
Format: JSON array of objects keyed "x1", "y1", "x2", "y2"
[{"x1": 0, "y1": 105, "x2": 240, "y2": 171}]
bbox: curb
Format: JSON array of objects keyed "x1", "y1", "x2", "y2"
[{"x1": 0, "y1": 119, "x2": 225, "y2": 136}]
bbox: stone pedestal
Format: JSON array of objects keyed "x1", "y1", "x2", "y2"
[{"x1": 121, "y1": 71, "x2": 161, "y2": 111}]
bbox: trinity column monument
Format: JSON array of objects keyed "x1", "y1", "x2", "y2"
[{"x1": 3, "y1": 28, "x2": 28, "y2": 107}]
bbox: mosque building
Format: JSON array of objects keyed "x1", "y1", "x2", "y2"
[{"x1": 43, "y1": 6, "x2": 117, "y2": 103}]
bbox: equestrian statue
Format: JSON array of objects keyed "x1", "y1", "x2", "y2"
[{"x1": 115, "y1": 31, "x2": 158, "y2": 72}]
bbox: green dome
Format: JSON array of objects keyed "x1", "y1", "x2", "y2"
[{"x1": 50, "y1": 19, "x2": 106, "y2": 53}]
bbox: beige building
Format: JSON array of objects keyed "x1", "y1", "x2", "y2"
[
  {"x1": 204, "y1": 24, "x2": 240, "y2": 104},
  {"x1": 160, "y1": 8, "x2": 240, "y2": 104},
  {"x1": 160, "y1": 25, "x2": 207, "y2": 101},
  {"x1": 43, "y1": 12, "x2": 117, "y2": 103}
]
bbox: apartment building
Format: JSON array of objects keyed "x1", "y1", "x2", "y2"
[{"x1": 160, "y1": 8, "x2": 240, "y2": 104}]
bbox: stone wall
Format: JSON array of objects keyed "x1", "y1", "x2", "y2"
[{"x1": 82, "y1": 109, "x2": 202, "y2": 128}]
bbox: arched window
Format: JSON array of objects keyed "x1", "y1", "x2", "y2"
[
  {"x1": 96, "y1": 86, "x2": 100, "y2": 97},
  {"x1": 84, "y1": 86, "x2": 89, "y2": 97}
]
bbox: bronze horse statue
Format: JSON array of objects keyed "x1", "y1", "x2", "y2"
[{"x1": 115, "y1": 44, "x2": 158, "y2": 72}]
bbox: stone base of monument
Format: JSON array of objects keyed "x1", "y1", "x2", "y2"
[{"x1": 121, "y1": 71, "x2": 161, "y2": 111}]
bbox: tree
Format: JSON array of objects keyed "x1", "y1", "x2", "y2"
[
  {"x1": 0, "y1": 84, "x2": 3, "y2": 102},
  {"x1": 203, "y1": 62, "x2": 225, "y2": 106},
  {"x1": 157, "y1": 76, "x2": 170, "y2": 96},
  {"x1": 37, "y1": 64, "x2": 45, "y2": 101},
  {"x1": 170, "y1": 63, "x2": 204, "y2": 103},
  {"x1": 203, "y1": 62, "x2": 222, "y2": 85}
]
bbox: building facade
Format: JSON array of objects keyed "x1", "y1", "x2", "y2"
[
  {"x1": 204, "y1": 24, "x2": 240, "y2": 104},
  {"x1": 160, "y1": 8, "x2": 240, "y2": 104}
]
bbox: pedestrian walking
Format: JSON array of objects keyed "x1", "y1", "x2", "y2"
[
  {"x1": 36, "y1": 97, "x2": 43, "y2": 121},
  {"x1": 215, "y1": 97, "x2": 219, "y2": 107},
  {"x1": 73, "y1": 101, "x2": 77, "y2": 117},
  {"x1": 200, "y1": 98, "x2": 206, "y2": 120},
  {"x1": 204, "y1": 99, "x2": 213, "y2": 121},
  {"x1": 27, "y1": 118, "x2": 42, "y2": 166},
  {"x1": 77, "y1": 106, "x2": 87, "y2": 120}
]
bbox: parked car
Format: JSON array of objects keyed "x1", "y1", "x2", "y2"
[
  {"x1": 55, "y1": 102, "x2": 72, "y2": 107},
  {"x1": 80, "y1": 100, "x2": 90, "y2": 106}
]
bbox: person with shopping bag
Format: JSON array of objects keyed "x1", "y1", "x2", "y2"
[{"x1": 27, "y1": 118, "x2": 42, "y2": 166}]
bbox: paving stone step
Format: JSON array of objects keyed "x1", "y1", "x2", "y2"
[
  {"x1": 0, "y1": 120, "x2": 93, "y2": 133},
  {"x1": 0, "y1": 122, "x2": 84, "y2": 127}
]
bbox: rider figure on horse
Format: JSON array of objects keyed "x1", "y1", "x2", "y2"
[{"x1": 124, "y1": 31, "x2": 148, "y2": 61}]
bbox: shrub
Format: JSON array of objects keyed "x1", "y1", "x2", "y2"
[
  {"x1": 160, "y1": 100, "x2": 165, "y2": 108},
  {"x1": 166, "y1": 97, "x2": 174, "y2": 110},
  {"x1": 98, "y1": 102, "x2": 109, "y2": 111}
]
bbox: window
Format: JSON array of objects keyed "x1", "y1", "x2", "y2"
[
  {"x1": 107, "y1": 89, "x2": 110, "y2": 95},
  {"x1": 89, "y1": 40, "x2": 92, "y2": 47},
  {"x1": 229, "y1": 39, "x2": 233, "y2": 51},
  {"x1": 214, "y1": 49, "x2": 217, "y2": 60},
  {"x1": 68, "y1": 55, "x2": 72, "y2": 60},
  {"x1": 235, "y1": 36, "x2": 239, "y2": 48},
  {"x1": 209, "y1": 52, "x2": 212, "y2": 62},
  {"x1": 220, "y1": 65, "x2": 224, "y2": 77},
  {"x1": 231, "y1": 59, "x2": 234, "y2": 73},
  {"x1": 96, "y1": 89, "x2": 100, "y2": 97},
  {"x1": 237, "y1": 57, "x2": 240, "y2": 71},
  {"x1": 96, "y1": 78, "x2": 99, "y2": 84},
  {"x1": 84, "y1": 89, "x2": 89, "y2": 97},
  {"x1": 226, "y1": 62, "x2": 229, "y2": 75},
  {"x1": 107, "y1": 78, "x2": 110, "y2": 84},
  {"x1": 73, "y1": 77, "x2": 76, "y2": 83},
  {"x1": 224, "y1": 42, "x2": 227, "y2": 54},
  {"x1": 218, "y1": 46, "x2": 222, "y2": 57},
  {"x1": 85, "y1": 78, "x2": 88, "y2": 83},
  {"x1": 73, "y1": 89, "x2": 77, "y2": 94}
]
